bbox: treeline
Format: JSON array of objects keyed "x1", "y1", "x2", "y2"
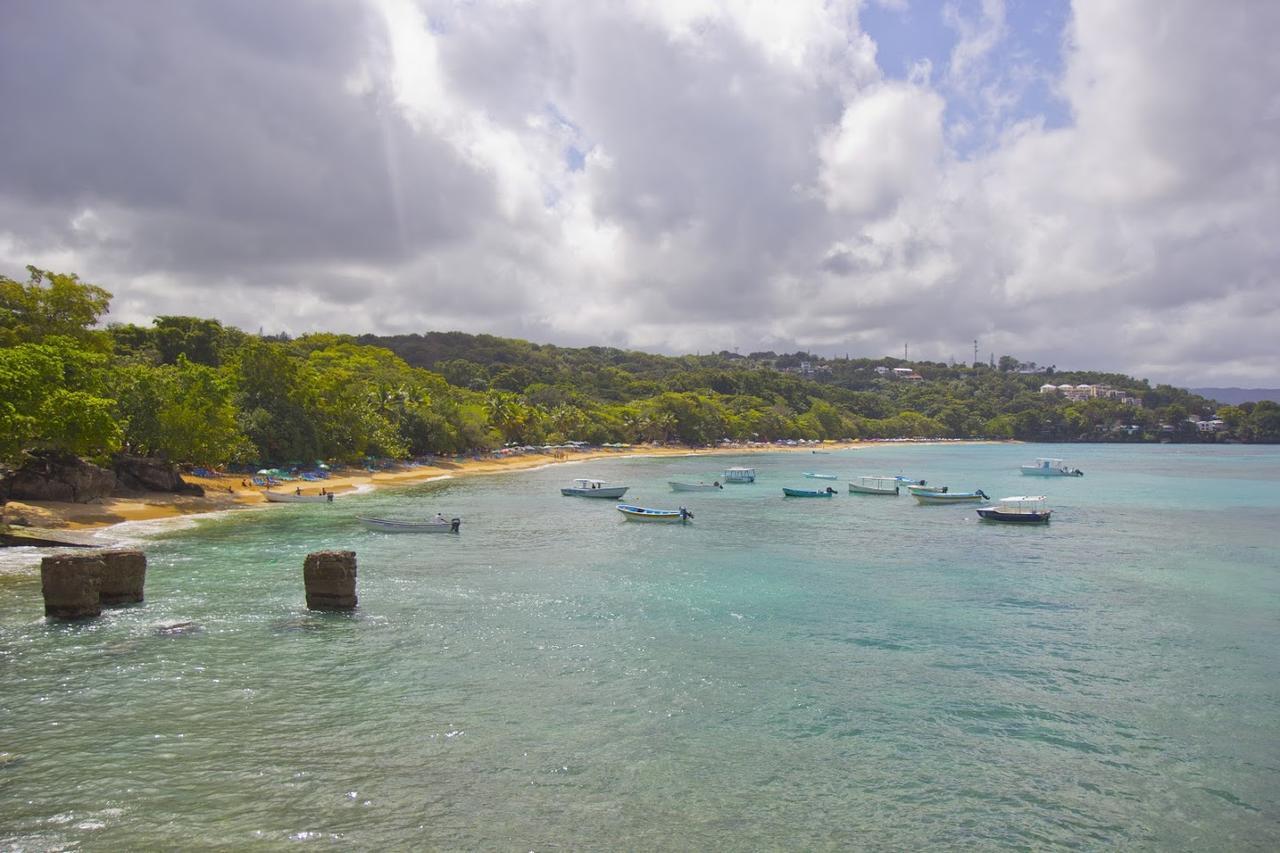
[{"x1": 3, "y1": 268, "x2": 1277, "y2": 470}]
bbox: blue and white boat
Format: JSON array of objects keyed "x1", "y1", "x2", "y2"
[
  {"x1": 783, "y1": 486, "x2": 837, "y2": 497},
  {"x1": 976, "y1": 496, "x2": 1052, "y2": 523},
  {"x1": 1020, "y1": 458, "x2": 1083, "y2": 477},
  {"x1": 616, "y1": 504, "x2": 693, "y2": 523},
  {"x1": 723, "y1": 467, "x2": 756, "y2": 483},
  {"x1": 848, "y1": 476, "x2": 900, "y2": 495},
  {"x1": 803, "y1": 472, "x2": 838, "y2": 480},
  {"x1": 894, "y1": 475, "x2": 927, "y2": 486},
  {"x1": 561, "y1": 478, "x2": 629, "y2": 498},
  {"x1": 911, "y1": 487, "x2": 989, "y2": 505}
]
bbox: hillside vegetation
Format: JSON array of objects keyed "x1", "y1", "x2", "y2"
[{"x1": 3, "y1": 267, "x2": 1277, "y2": 469}]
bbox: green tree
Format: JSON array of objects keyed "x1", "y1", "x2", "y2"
[{"x1": 0, "y1": 266, "x2": 112, "y2": 348}]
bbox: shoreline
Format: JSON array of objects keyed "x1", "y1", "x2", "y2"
[{"x1": 1, "y1": 439, "x2": 1001, "y2": 535}]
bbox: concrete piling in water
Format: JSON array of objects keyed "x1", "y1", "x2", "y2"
[
  {"x1": 40, "y1": 553, "x2": 105, "y2": 620},
  {"x1": 99, "y1": 549, "x2": 147, "y2": 605},
  {"x1": 303, "y1": 550, "x2": 357, "y2": 611}
]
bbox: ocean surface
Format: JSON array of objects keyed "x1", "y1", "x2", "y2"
[{"x1": 2, "y1": 443, "x2": 1278, "y2": 850}]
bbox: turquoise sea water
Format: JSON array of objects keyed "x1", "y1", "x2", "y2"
[{"x1": 2, "y1": 443, "x2": 1278, "y2": 849}]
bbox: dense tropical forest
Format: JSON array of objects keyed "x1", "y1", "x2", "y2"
[{"x1": 3, "y1": 267, "x2": 1278, "y2": 470}]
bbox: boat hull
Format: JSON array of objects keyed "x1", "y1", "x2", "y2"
[
  {"x1": 616, "y1": 504, "x2": 691, "y2": 523},
  {"x1": 803, "y1": 473, "x2": 838, "y2": 480},
  {"x1": 668, "y1": 482, "x2": 721, "y2": 492},
  {"x1": 783, "y1": 488, "x2": 835, "y2": 497},
  {"x1": 976, "y1": 508, "x2": 1051, "y2": 523},
  {"x1": 1020, "y1": 467, "x2": 1081, "y2": 477},
  {"x1": 561, "y1": 486, "x2": 629, "y2": 498},
  {"x1": 848, "y1": 483, "x2": 898, "y2": 495},
  {"x1": 358, "y1": 516, "x2": 460, "y2": 533},
  {"x1": 913, "y1": 492, "x2": 986, "y2": 504},
  {"x1": 263, "y1": 490, "x2": 335, "y2": 503}
]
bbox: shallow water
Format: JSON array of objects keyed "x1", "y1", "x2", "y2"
[{"x1": 2, "y1": 444, "x2": 1278, "y2": 849}]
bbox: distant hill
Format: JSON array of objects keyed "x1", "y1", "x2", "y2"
[{"x1": 1191, "y1": 388, "x2": 1280, "y2": 405}]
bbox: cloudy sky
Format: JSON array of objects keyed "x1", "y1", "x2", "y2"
[{"x1": 2, "y1": 1, "x2": 1278, "y2": 386}]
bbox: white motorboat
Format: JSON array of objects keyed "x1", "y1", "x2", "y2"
[
  {"x1": 723, "y1": 467, "x2": 756, "y2": 483},
  {"x1": 561, "y1": 478, "x2": 629, "y2": 498},
  {"x1": 616, "y1": 504, "x2": 693, "y2": 523},
  {"x1": 1020, "y1": 458, "x2": 1084, "y2": 476},
  {"x1": 669, "y1": 481, "x2": 723, "y2": 492},
  {"x1": 911, "y1": 488, "x2": 989, "y2": 505},
  {"x1": 263, "y1": 489, "x2": 335, "y2": 503},
  {"x1": 803, "y1": 472, "x2": 838, "y2": 480},
  {"x1": 357, "y1": 516, "x2": 461, "y2": 533},
  {"x1": 848, "y1": 476, "x2": 900, "y2": 495},
  {"x1": 976, "y1": 496, "x2": 1052, "y2": 523}
]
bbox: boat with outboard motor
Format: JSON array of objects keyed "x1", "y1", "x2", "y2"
[
  {"x1": 1020, "y1": 458, "x2": 1083, "y2": 477},
  {"x1": 669, "y1": 481, "x2": 722, "y2": 492},
  {"x1": 561, "y1": 478, "x2": 629, "y2": 498},
  {"x1": 723, "y1": 467, "x2": 756, "y2": 483},
  {"x1": 911, "y1": 488, "x2": 989, "y2": 505},
  {"x1": 894, "y1": 475, "x2": 927, "y2": 486},
  {"x1": 847, "y1": 476, "x2": 900, "y2": 495},
  {"x1": 357, "y1": 515, "x2": 461, "y2": 533},
  {"x1": 783, "y1": 486, "x2": 837, "y2": 497},
  {"x1": 263, "y1": 489, "x2": 335, "y2": 503},
  {"x1": 976, "y1": 496, "x2": 1052, "y2": 523},
  {"x1": 616, "y1": 504, "x2": 693, "y2": 523}
]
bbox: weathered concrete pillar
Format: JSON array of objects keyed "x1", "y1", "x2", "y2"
[
  {"x1": 99, "y1": 549, "x2": 146, "y2": 605},
  {"x1": 303, "y1": 550, "x2": 357, "y2": 611},
  {"x1": 40, "y1": 553, "x2": 105, "y2": 620}
]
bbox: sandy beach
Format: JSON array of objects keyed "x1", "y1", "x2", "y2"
[{"x1": 3, "y1": 440, "x2": 904, "y2": 533}]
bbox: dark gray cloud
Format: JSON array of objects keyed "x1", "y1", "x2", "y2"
[{"x1": 0, "y1": 0, "x2": 1276, "y2": 386}]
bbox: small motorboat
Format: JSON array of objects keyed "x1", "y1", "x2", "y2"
[
  {"x1": 803, "y1": 472, "x2": 838, "y2": 480},
  {"x1": 616, "y1": 504, "x2": 693, "y2": 523},
  {"x1": 894, "y1": 475, "x2": 927, "y2": 486},
  {"x1": 561, "y1": 478, "x2": 629, "y2": 498},
  {"x1": 263, "y1": 489, "x2": 335, "y2": 503},
  {"x1": 357, "y1": 516, "x2": 461, "y2": 533},
  {"x1": 723, "y1": 467, "x2": 756, "y2": 483},
  {"x1": 669, "y1": 481, "x2": 723, "y2": 492},
  {"x1": 783, "y1": 486, "x2": 837, "y2": 497},
  {"x1": 912, "y1": 488, "x2": 989, "y2": 505},
  {"x1": 848, "y1": 476, "x2": 900, "y2": 495},
  {"x1": 976, "y1": 496, "x2": 1052, "y2": 523},
  {"x1": 1020, "y1": 458, "x2": 1083, "y2": 477}
]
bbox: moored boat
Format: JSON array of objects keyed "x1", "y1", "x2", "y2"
[
  {"x1": 723, "y1": 467, "x2": 756, "y2": 483},
  {"x1": 894, "y1": 475, "x2": 927, "y2": 486},
  {"x1": 357, "y1": 516, "x2": 461, "y2": 533},
  {"x1": 616, "y1": 504, "x2": 693, "y2": 523},
  {"x1": 976, "y1": 496, "x2": 1052, "y2": 523},
  {"x1": 783, "y1": 486, "x2": 837, "y2": 497},
  {"x1": 263, "y1": 489, "x2": 335, "y2": 503},
  {"x1": 561, "y1": 478, "x2": 629, "y2": 498},
  {"x1": 847, "y1": 476, "x2": 900, "y2": 495},
  {"x1": 1020, "y1": 458, "x2": 1083, "y2": 477},
  {"x1": 669, "y1": 481, "x2": 723, "y2": 492},
  {"x1": 912, "y1": 488, "x2": 989, "y2": 505},
  {"x1": 803, "y1": 472, "x2": 838, "y2": 480}
]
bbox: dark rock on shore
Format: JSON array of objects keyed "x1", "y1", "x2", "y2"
[
  {"x1": 1, "y1": 453, "x2": 115, "y2": 503},
  {"x1": 113, "y1": 455, "x2": 204, "y2": 496}
]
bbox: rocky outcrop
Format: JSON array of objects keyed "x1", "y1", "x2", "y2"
[
  {"x1": 2, "y1": 454, "x2": 116, "y2": 503},
  {"x1": 304, "y1": 550, "x2": 358, "y2": 611},
  {"x1": 112, "y1": 455, "x2": 204, "y2": 496}
]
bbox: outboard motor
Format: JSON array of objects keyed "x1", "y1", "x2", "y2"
[
  {"x1": 450, "y1": 517, "x2": 461, "y2": 533},
  {"x1": 679, "y1": 507, "x2": 693, "y2": 522},
  {"x1": 977, "y1": 490, "x2": 989, "y2": 500}
]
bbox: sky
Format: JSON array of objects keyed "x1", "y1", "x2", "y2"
[{"x1": 2, "y1": 0, "x2": 1278, "y2": 387}]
